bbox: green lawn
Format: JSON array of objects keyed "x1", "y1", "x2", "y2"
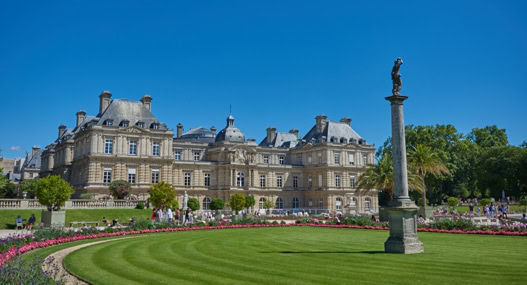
[
  {"x1": 64, "y1": 227, "x2": 527, "y2": 285},
  {"x1": 0, "y1": 208, "x2": 152, "y2": 229}
]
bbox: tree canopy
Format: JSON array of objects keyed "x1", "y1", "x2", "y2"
[
  {"x1": 109, "y1": 180, "x2": 131, "y2": 199},
  {"x1": 148, "y1": 181, "x2": 175, "y2": 209},
  {"x1": 230, "y1": 193, "x2": 246, "y2": 214},
  {"x1": 187, "y1": 198, "x2": 200, "y2": 211},
  {"x1": 37, "y1": 176, "x2": 74, "y2": 211},
  {"x1": 210, "y1": 198, "x2": 225, "y2": 211}
]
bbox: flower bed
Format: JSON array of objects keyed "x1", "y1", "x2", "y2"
[{"x1": 1, "y1": 223, "x2": 526, "y2": 267}]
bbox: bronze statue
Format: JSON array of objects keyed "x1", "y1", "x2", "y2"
[{"x1": 391, "y1": 57, "x2": 403, "y2": 95}]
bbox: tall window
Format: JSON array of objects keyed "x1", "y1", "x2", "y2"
[
  {"x1": 184, "y1": 173, "x2": 191, "y2": 186},
  {"x1": 237, "y1": 172, "x2": 245, "y2": 187},
  {"x1": 204, "y1": 173, "x2": 211, "y2": 186},
  {"x1": 308, "y1": 176, "x2": 312, "y2": 188},
  {"x1": 279, "y1": 155, "x2": 285, "y2": 165},
  {"x1": 308, "y1": 199, "x2": 313, "y2": 207},
  {"x1": 174, "y1": 151, "x2": 181, "y2": 160},
  {"x1": 348, "y1": 152, "x2": 355, "y2": 165},
  {"x1": 263, "y1": 155, "x2": 269, "y2": 164},
  {"x1": 318, "y1": 175, "x2": 322, "y2": 187},
  {"x1": 152, "y1": 142, "x2": 160, "y2": 156},
  {"x1": 293, "y1": 176, "x2": 298, "y2": 188},
  {"x1": 275, "y1": 197, "x2": 283, "y2": 209},
  {"x1": 104, "y1": 139, "x2": 113, "y2": 154},
  {"x1": 318, "y1": 198, "x2": 324, "y2": 209},
  {"x1": 129, "y1": 140, "x2": 137, "y2": 156},
  {"x1": 350, "y1": 176, "x2": 356, "y2": 188},
  {"x1": 277, "y1": 175, "x2": 283, "y2": 188},
  {"x1": 318, "y1": 152, "x2": 322, "y2": 164},
  {"x1": 334, "y1": 152, "x2": 340, "y2": 164},
  {"x1": 103, "y1": 168, "x2": 112, "y2": 184},
  {"x1": 336, "y1": 197, "x2": 342, "y2": 210},
  {"x1": 259, "y1": 197, "x2": 266, "y2": 209},
  {"x1": 363, "y1": 153, "x2": 368, "y2": 165},
  {"x1": 365, "y1": 198, "x2": 371, "y2": 210},
  {"x1": 260, "y1": 175, "x2": 266, "y2": 187},
  {"x1": 203, "y1": 197, "x2": 211, "y2": 210},
  {"x1": 151, "y1": 169, "x2": 159, "y2": 184},
  {"x1": 194, "y1": 151, "x2": 200, "y2": 161},
  {"x1": 308, "y1": 155, "x2": 312, "y2": 164},
  {"x1": 297, "y1": 155, "x2": 302, "y2": 165},
  {"x1": 128, "y1": 168, "x2": 136, "y2": 184},
  {"x1": 335, "y1": 175, "x2": 341, "y2": 187},
  {"x1": 292, "y1": 197, "x2": 300, "y2": 208}
]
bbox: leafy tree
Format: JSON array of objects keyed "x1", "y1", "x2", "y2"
[
  {"x1": 37, "y1": 176, "x2": 74, "y2": 211},
  {"x1": 245, "y1": 195, "x2": 255, "y2": 211},
  {"x1": 148, "y1": 181, "x2": 175, "y2": 209},
  {"x1": 20, "y1": 178, "x2": 40, "y2": 199},
  {"x1": 210, "y1": 198, "x2": 225, "y2": 211},
  {"x1": 0, "y1": 181, "x2": 18, "y2": 198},
  {"x1": 230, "y1": 193, "x2": 246, "y2": 214},
  {"x1": 408, "y1": 144, "x2": 450, "y2": 208},
  {"x1": 468, "y1": 126, "x2": 508, "y2": 148},
  {"x1": 172, "y1": 199, "x2": 179, "y2": 210},
  {"x1": 520, "y1": 141, "x2": 527, "y2": 148},
  {"x1": 109, "y1": 180, "x2": 131, "y2": 199},
  {"x1": 187, "y1": 198, "x2": 200, "y2": 211},
  {"x1": 447, "y1": 197, "x2": 459, "y2": 208},
  {"x1": 263, "y1": 200, "x2": 273, "y2": 211},
  {"x1": 0, "y1": 173, "x2": 8, "y2": 191},
  {"x1": 480, "y1": 198, "x2": 491, "y2": 207}
]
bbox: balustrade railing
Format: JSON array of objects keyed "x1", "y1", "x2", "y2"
[{"x1": 0, "y1": 199, "x2": 146, "y2": 209}]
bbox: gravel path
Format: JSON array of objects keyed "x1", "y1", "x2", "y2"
[{"x1": 42, "y1": 237, "x2": 137, "y2": 285}]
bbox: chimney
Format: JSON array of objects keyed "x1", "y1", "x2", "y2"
[
  {"x1": 315, "y1": 114, "x2": 327, "y2": 134},
  {"x1": 210, "y1": 126, "x2": 217, "y2": 135},
  {"x1": 76, "y1": 110, "x2": 86, "y2": 127},
  {"x1": 340, "y1": 117, "x2": 351, "y2": 126},
  {"x1": 31, "y1": 146, "x2": 40, "y2": 156},
  {"x1": 140, "y1": 95, "x2": 153, "y2": 112},
  {"x1": 289, "y1": 129, "x2": 299, "y2": 138},
  {"x1": 266, "y1": 127, "x2": 277, "y2": 145},
  {"x1": 176, "y1": 123, "x2": 183, "y2": 138},
  {"x1": 58, "y1": 124, "x2": 67, "y2": 139},
  {"x1": 99, "y1": 91, "x2": 112, "y2": 114}
]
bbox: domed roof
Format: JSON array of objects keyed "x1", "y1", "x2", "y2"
[{"x1": 215, "y1": 114, "x2": 245, "y2": 143}]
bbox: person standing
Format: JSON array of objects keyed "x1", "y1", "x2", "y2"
[{"x1": 167, "y1": 207, "x2": 173, "y2": 223}]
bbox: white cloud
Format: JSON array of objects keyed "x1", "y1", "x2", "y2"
[{"x1": 9, "y1": 146, "x2": 23, "y2": 151}]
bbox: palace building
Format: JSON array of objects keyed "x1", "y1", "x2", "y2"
[{"x1": 40, "y1": 91, "x2": 378, "y2": 214}]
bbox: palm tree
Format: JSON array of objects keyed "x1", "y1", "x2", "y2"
[
  {"x1": 408, "y1": 144, "x2": 450, "y2": 208},
  {"x1": 357, "y1": 153, "x2": 424, "y2": 203}
]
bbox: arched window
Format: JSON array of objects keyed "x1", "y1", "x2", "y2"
[
  {"x1": 318, "y1": 198, "x2": 324, "y2": 209},
  {"x1": 365, "y1": 198, "x2": 371, "y2": 210},
  {"x1": 259, "y1": 197, "x2": 266, "y2": 209},
  {"x1": 275, "y1": 197, "x2": 283, "y2": 209},
  {"x1": 237, "y1": 172, "x2": 245, "y2": 187},
  {"x1": 203, "y1": 197, "x2": 211, "y2": 210},
  {"x1": 336, "y1": 197, "x2": 342, "y2": 210},
  {"x1": 292, "y1": 197, "x2": 299, "y2": 208},
  {"x1": 350, "y1": 198, "x2": 357, "y2": 207}
]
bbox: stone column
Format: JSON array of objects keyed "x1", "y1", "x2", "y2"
[{"x1": 384, "y1": 95, "x2": 424, "y2": 254}]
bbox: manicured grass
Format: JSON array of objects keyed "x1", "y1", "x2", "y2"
[
  {"x1": 65, "y1": 227, "x2": 527, "y2": 285},
  {"x1": 0, "y1": 209, "x2": 152, "y2": 229}
]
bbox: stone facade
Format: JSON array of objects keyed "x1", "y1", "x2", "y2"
[{"x1": 40, "y1": 91, "x2": 378, "y2": 214}]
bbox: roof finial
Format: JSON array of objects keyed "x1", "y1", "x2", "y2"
[{"x1": 229, "y1": 104, "x2": 232, "y2": 115}]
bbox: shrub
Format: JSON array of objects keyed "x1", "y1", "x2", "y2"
[
  {"x1": 245, "y1": 195, "x2": 255, "y2": 211},
  {"x1": 427, "y1": 219, "x2": 476, "y2": 231},
  {"x1": 280, "y1": 221, "x2": 286, "y2": 225},
  {"x1": 0, "y1": 181, "x2": 18, "y2": 198},
  {"x1": 480, "y1": 198, "x2": 491, "y2": 207},
  {"x1": 210, "y1": 198, "x2": 225, "y2": 211},
  {"x1": 20, "y1": 178, "x2": 40, "y2": 199},
  {"x1": 342, "y1": 216, "x2": 377, "y2": 226},
  {"x1": 272, "y1": 221, "x2": 278, "y2": 225},
  {"x1": 447, "y1": 197, "x2": 459, "y2": 208},
  {"x1": 135, "y1": 201, "x2": 145, "y2": 209},
  {"x1": 187, "y1": 198, "x2": 200, "y2": 211},
  {"x1": 148, "y1": 181, "x2": 175, "y2": 209},
  {"x1": 230, "y1": 194, "x2": 246, "y2": 214},
  {"x1": 520, "y1": 199, "x2": 527, "y2": 212},
  {"x1": 263, "y1": 200, "x2": 273, "y2": 211},
  {"x1": 172, "y1": 199, "x2": 179, "y2": 210},
  {"x1": 37, "y1": 176, "x2": 74, "y2": 211},
  {"x1": 79, "y1": 193, "x2": 93, "y2": 199},
  {"x1": 109, "y1": 180, "x2": 131, "y2": 199}
]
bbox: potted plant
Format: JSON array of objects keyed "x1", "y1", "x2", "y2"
[{"x1": 37, "y1": 176, "x2": 74, "y2": 228}]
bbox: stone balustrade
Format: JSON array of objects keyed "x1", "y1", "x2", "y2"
[{"x1": 0, "y1": 199, "x2": 146, "y2": 210}]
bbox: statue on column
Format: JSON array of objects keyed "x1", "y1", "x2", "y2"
[
  {"x1": 183, "y1": 191, "x2": 188, "y2": 209},
  {"x1": 391, "y1": 57, "x2": 403, "y2": 96}
]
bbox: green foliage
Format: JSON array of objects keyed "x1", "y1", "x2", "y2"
[
  {"x1": 135, "y1": 201, "x2": 145, "y2": 209},
  {"x1": 187, "y1": 198, "x2": 200, "y2": 211},
  {"x1": 20, "y1": 178, "x2": 40, "y2": 199},
  {"x1": 519, "y1": 199, "x2": 527, "y2": 212},
  {"x1": 480, "y1": 198, "x2": 491, "y2": 207},
  {"x1": 79, "y1": 193, "x2": 94, "y2": 199},
  {"x1": 427, "y1": 219, "x2": 476, "y2": 230},
  {"x1": 109, "y1": 180, "x2": 131, "y2": 199},
  {"x1": 230, "y1": 193, "x2": 246, "y2": 214},
  {"x1": 342, "y1": 216, "x2": 378, "y2": 226},
  {"x1": 468, "y1": 126, "x2": 508, "y2": 148},
  {"x1": 172, "y1": 199, "x2": 179, "y2": 210},
  {"x1": 210, "y1": 198, "x2": 225, "y2": 211},
  {"x1": 447, "y1": 197, "x2": 459, "y2": 208},
  {"x1": 37, "y1": 176, "x2": 74, "y2": 211},
  {"x1": 0, "y1": 181, "x2": 18, "y2": 198},
  {"x1": 245, "y1": 195, "x2": 255, "y2": 210},
  {"x1": 148, "y1": 181, "x2": 175, "y2": 209},
  {"x1": 263, "y1": 200, "x2": 273, "y2": 210}
]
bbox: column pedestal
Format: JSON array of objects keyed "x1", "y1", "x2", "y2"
[{"x1": 384, "y1": 204, "x2": 424, "y2": 254}]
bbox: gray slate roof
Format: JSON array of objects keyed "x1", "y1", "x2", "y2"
[
  {"x1": 175, "y1": 127, "x2": 216, "y2": 143},
  {"x1": 215, "y1": 115, "x2": 245, "y2": 143},
  {"x1": 97, "y1": 99, "x2": 167, "y2": 130},
  {"x1": 259, "y1": 132, "x2": 299, "y2": 148},
  {"x1": 303, "y1": 121, "x2": 362, "y2": 144},
  {"x1": 23, "y1": 149, "x2": 42, "y2": 169}
]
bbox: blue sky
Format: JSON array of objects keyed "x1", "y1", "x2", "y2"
[{"x1": 1, "y1": 0, "x2": 526, "y2": 158}]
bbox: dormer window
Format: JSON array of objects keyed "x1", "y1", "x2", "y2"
[
  {"x1": 103, "y1": 119, "x2": 113, "y2": 126},
  {"x1": 151, "y1": 123, "x2": 160, "y2": 130},
  {"x1": 120, "y1": 120, "x2": 129, "y2": 127},
  {"x1": 136, "y1": 121, "x2": 145, "y2": 128}
]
